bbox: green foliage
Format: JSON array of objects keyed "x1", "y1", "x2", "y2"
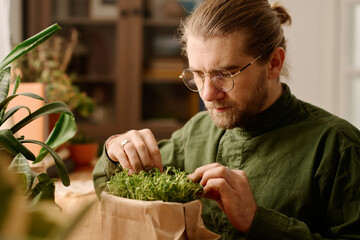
[
  {"x1": 0, "y1": 23, "x2": 90, "y2": 240},
  {"x1": 0, "y1": 23, "x2": 77, "y2": 197},
  {"x1": 1, "y1": 160, "x2": 93, "y2": 240},
  {"x1": 106, "y1": 167, "x2": 204, "y2": 203},
  {"x1": 13, "y1": 29, "x2": 96, "y2": 118}
]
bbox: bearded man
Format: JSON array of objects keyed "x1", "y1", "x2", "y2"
[{"x1": 93, "y1": 0, "x2": 360, "y2": 239}]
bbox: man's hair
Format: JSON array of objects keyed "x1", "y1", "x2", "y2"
[{"x1": 179, "y1": 0, "x2": 292, "y2": 72}]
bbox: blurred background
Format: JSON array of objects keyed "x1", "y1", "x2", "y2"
[{"x1": 1, "y1": 0, "x2": 360, "y2": 145}]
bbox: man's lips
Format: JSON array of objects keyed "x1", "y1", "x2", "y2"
[
  {"x1": 207, "y1": 106, "x2": 230, "y2": 113},
  {"x1": 214, "y1": 107, "x2": 229, "y2": 113}
]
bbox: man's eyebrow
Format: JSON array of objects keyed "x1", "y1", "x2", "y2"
[
  {"x1": 188, "y1": 65, "x2": 241, "y2": 72},
  {"x1": 220, "y1": 65, "x2": 241, "y2": 71}
]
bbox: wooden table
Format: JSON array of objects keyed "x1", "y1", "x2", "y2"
[{"x1": 55, "y1": 169, "x2": 102, "y2": 240}]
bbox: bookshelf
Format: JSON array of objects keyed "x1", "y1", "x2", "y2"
[{"x1": 24, "y1": 0, "x2": 202, "y2": 142}]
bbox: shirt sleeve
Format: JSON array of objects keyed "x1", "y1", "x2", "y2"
[
  {"x1": 93, "y1": 144, "x2": 122, "y2": 199},
  {"x1": 246, "y1": 146, "x2": 360, "y2": 240}
]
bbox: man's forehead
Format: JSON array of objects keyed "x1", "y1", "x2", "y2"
[
  {"x1": 186, "y1": 32, "x2": 249, "y2": 70},
  {"x1": 188, "y1": 30, "x2": 247, "y2": 47}
]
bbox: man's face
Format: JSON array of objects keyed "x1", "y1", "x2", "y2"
[{"x1": 186, "y1": 32, "x2": 269, "y2": 129}]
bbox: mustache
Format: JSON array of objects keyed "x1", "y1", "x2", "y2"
[{"x1": 205, "y1": 101, "x2": 235, "y2": 109}]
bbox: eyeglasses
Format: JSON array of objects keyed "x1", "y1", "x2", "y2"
[{"x1": 179, "y1": 55, "x2": 262, "y2": 92}]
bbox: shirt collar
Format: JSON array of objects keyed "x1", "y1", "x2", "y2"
[{"x1": 228, "y1": 83, "x2": 299, "y2": 139}]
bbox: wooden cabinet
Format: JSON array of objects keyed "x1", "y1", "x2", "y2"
[{"x1": 24, "y1": 0, "x2": 201, "y2": 143}]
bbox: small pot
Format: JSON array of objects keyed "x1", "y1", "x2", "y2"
[{"x1": 68, "y1": 143, "x2": 99, "y2": 167}]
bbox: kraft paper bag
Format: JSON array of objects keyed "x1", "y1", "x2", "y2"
[{"x1": 101, "y1": 191, "x2": 220, "y2": 240}]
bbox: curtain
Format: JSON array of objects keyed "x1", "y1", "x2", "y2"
[{"x1": 0, "y1": 0, "x2": 11, "y2": 60}]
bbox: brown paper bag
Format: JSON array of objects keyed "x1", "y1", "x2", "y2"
[{"x1": 101, "y1": 191, "x2": 220, "y2": 240}]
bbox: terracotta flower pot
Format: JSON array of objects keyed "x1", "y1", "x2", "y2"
[{"x1": 68, "y1": 143, "x2": 99, "y2": 167}]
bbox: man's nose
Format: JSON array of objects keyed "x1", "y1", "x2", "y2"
[{"x1": 200, "y1": 75, "x2": 224, "y2": 102}]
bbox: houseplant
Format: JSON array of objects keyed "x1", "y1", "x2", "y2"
[
  {"x1": 13, "y1": 28, "x2": 99, "y2": 166},
  {"x1": 0, "y1": 23, "x2": 88, "y2": 239},
  {"x1": 67, "y1": 130, "x2": 99, "y2": 167},
  {"x1": 13, "y1": 28, "x2": 95, "y2": 119},
  {"x1": 102, "y1": 167, "x2": 220, "y2": 239},
  {"x1": 0, "y1": 23, "x2": 77, "y2": 190}
]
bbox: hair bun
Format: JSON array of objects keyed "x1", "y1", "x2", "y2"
[{"x1": 272, "y1": 3, "x2": 292, "y2": 25}]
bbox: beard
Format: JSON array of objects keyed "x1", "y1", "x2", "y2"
[{"x1": 205, "y1": 70, "x2": 268, "y2": 129}]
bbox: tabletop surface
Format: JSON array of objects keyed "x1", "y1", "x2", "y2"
[{"x1": 55, "y1": 169, "x2": 102, "y2": 240}]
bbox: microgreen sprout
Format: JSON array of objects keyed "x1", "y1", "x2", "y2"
[{"x1": 106, "y1": 167, "x2": 203, "y2": 203}]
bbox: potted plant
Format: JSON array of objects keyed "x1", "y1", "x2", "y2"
[
  {"x1": 67, "y1": 131, "x2": 99, "y2": 168},
  {"x1": 102, "y1": 167, "x2": 220, "y2": 239},
  {"x1": 13, "y1": 28, "x2": 98, "y2": 166},
  {"x1": 0, "y1": 23, "x2": 91, "y2": 240},
  {"x1": 13, "y1": 28, "x2": 96, "y2": 120},
  {"x1": 0, "y1": 23, "x2": 76, "y2": 201}
]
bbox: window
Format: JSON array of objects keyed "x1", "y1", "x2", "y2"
[
  {"x1": 339, "y1": 0, "x2": 360, "y2": 128},
  {"x1": 0, "y1": 0, "x2": 10, "y2": 60}
]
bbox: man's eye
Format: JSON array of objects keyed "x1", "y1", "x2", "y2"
[
  {"x1": 193, "y1": 71, "x2": 204, "y2": 77},
  {"x1": 219, "y1": 70, "x2": 232, "y2": 78},
  {"x1": 192, "y1": 71, "x2": 203, "y2": 77}
]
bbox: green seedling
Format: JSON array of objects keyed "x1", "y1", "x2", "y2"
[{"x1": 106, "y1": 167, "x2": 203, "y2": 203}]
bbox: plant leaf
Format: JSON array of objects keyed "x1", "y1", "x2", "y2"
[
  {"x1": 36, "y1": 113, "x2": 77, "y2": 162},
  {"x1": 20, "y1": 139, "x2": 70, "y2": 186},
  {"x1": 0, "y1": 105, "x2": 31, "y2": 126},
  {"x1": 0, "y1": 23, "x2": 61, "y2": 70},
  {"x1": 11, "y1": 74, "x2": 21, "y2": 95},
  {"x1": 10, "y1": 101, "x2": 73, "y2": 134},
  {"x1": 29, "y1": 190, "x2": 43, "y2": 208},
  {"x1": 0, "y1": 71, "x2": 19, "y2": 123},
  {"x1": 30, "y1": 173, "x2": 56, "y2": 201},
  {"x1": 0, "y1": 129, "x2": 35, "y2": 160},
  {"x1": 0, "y1": 68, "x2": 10, "y2": 103},
  {"x1": 0, "y1": 92, "x2": 46, "y2": 114},
  {"x1": 8, "y1": 153, "x2": 38, "y2": 193}
]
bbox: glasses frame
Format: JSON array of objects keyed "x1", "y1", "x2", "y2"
[{"x1": 180, "y1": 55, "x2": 262, "y2": 92}]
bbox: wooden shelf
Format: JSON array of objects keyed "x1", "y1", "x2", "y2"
[
  {"x1": 25, "y1": 0, "x2": 200, "y2": 142},
  {"x1": 54, "y1": 17, "x2": 117, "y2": 26},
  {"x1": 76, "y1": 75, "x2": 116, "y2": 83},
  {"x1": 143, "y1": 71, "x2": 182, "y2": 83},
  {"x1": 144, "y1": 18, "x2": 181, "y2": 27}
]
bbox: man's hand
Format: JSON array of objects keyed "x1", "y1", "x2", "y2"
[
  {"x1": 188, "y1": 163, "x2": 257, "y2": 233},
  {"x1": 106, "y1": 129, "x2": 163, "y2": 174}
]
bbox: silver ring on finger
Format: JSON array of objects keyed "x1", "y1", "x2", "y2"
[{"x1": 121, "y1": 139, "x2": 131, "y2": 149}]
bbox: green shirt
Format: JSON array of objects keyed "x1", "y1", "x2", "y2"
[{"x1": 93, "y1": 84, "x2": 360, "y2": 239}]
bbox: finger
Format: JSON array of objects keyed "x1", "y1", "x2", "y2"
[
  {"x1": 139, "y1": 129, "x2": 163, "y2": 172},
  {"x1": 203, "y1": 177, "x2": 232, "y2": 196},
  {"x1": 122, "y1": 140, "x2": 144, "y2": 173},
  {"x1": 106, "y1": 134, "x2": 124, "y2": 161},
  {"x1": 188, "y1": 163, "x2": 222, "y2": 181},
  {"x1": 203, "y1": 178, "x2": 232, "y2": 211},
  {"x1": 232, "y1": 169, "x2": 248, "y2": 179},
  {"x1": 108, "y1": 143, "x2": 135, "y2": 174},
  {"x1": 107, "y1": 140, "x2": 123, "y2": 162},
  {"x1": 200, "y1": 165, "x2": 233, "y2": 187},
  {"x1": 114, "y1": 150, "x2": 135, "y2": 175},
  {"x1": 127, "y1": 130, "x2": 154, "y2": 171}
]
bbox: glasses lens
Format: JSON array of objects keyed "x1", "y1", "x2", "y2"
[
  {"x1": 211, "y1": 70, "x2": 234, "y2": 92},
  {"x1": 182, "y1": 70, "x2": 203, "y2": 91}
]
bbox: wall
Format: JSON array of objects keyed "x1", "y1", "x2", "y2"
[
  {"x1": 0, "y1": 0, "x2": 21, "y2": 58},
  {"x1": 0, "y1": 0, "x2": 10, "y2": 60},
  {"x1": 10, "y1": 0, "x2": 22, "y2": 45},
  {"x1": 271, "y1": 0, "x2": 339, "y2": 115}
]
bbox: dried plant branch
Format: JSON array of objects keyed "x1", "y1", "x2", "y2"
[{"x1": 60, "y1": 29, "x2": 78, "y2": 72}]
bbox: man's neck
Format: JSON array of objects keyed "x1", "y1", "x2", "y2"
[{"x1": 261, "y1": 80, "x2": 283, "y2": 112}]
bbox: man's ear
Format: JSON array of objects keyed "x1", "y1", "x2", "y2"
[{"x1": 267, "y1": 47, "x2": 285, "y2": 80}]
